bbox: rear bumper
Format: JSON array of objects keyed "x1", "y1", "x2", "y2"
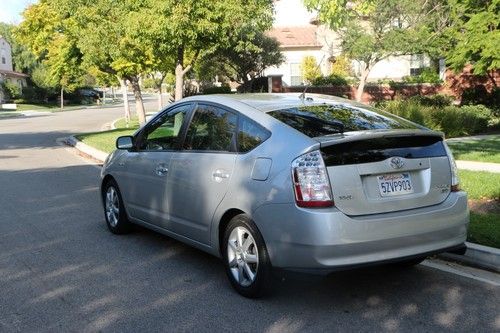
[{"x1": 253, "y1": 192, "x2": 469, "y2": 272}]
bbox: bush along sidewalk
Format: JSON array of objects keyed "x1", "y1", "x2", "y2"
[{"x1": 377, "y1": 97, "x2": 495, "y2": 138}]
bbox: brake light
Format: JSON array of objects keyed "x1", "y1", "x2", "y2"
[
  {"x1": 292, "y1": 150, "x2": 334, "y2": 207},
  {"x1": 444, "y1": 142, "x2": 460, "y2": 192}
]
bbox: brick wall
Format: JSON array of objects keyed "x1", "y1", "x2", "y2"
[{"x1": 281, "y1": 66, "x2": 499, "y2": 104}]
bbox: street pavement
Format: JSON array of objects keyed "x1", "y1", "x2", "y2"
[{"x1": 0, "y1": 100, "x2": 499, "y2": 332}]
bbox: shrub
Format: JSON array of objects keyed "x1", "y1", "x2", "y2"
[
  {"x1": 409, "y1": 94, "x2": 453, "y2": 108},
  {"x1": 202, "y1": 84, "x2": 231, "y2": 94},
  {"x1": 330, "y1": 55, "x2": 351, "y2": 77},
  {"x1": 379, "y1": 99, "x2": 492, "y2": 138},
  {"x1": 402, "y1": 68, "x2": 442, "y2": 84},
  {"x1": 378, "y1": 99, "x2": 427, "y2": 125},
  {"x1": 1, "y1": 81, "x2": 22, "y2": 101},
  {"x1": 312, "y1": 74, "x2": 349, "y2": 86},
  {"x1": 301, "y1": 56, "x2": 321, "y2": 84},
  {"x1": 428, "y1": 105, "x2": 490, "y2": 137},
  {"x1": 461, "y1": 86, "x2": 500, "y2": 117}
]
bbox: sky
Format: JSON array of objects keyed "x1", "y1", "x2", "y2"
[{"x1": 0, "y1": 0, "x2": 37, "y2": 24}]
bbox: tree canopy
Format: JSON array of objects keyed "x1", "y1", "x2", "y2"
[
  {"x1": 304, "y1": 0, "x2": 449, "y2": 101},
  {"x1": 196, "y1": 30, "x2": 284, "y2": 87},
  {"x1": 445, "y1": 0, "x2": 499, "y2": 85},
  {"x1": 134, "y1": 0, "x2": 275, "y2": 100}
]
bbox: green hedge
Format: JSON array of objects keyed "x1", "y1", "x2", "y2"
[
  {"x1": 202, "y1": 85, "x2": 231, "y2": 94},
  {"x1": 378, "y1": 98, "x2": 492, "y2": 138}
]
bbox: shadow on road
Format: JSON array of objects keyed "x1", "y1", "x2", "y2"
[{"x1": 0, "y1": 164, "x2": 498, "y2": 332}]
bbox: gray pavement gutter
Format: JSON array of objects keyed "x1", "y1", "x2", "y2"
[
  {"x1": 440, "y1": 242, "x2": 500, "y2": 273},
  {"x1": 65, "y1": 135, "x2": 500, "y2": 274}
]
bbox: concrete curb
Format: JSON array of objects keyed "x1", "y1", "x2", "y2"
[
  {"x1": 65, "y1": 135, "x2": 109, "y2": 163},
  {"x1": 440, "y1": 242, "x2": 500, "y2": 273}
]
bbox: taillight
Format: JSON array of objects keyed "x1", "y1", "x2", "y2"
[
  {"x1": 292, "y1": 150, "x2": 334, "y2": 207},
  {"x1": 444, "y1": 142, "x2": 460, "y2": 192}
]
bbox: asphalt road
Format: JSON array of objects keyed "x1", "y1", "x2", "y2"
[{"x1": 0, "y1": 100, "x2": 499, "y2": 332}]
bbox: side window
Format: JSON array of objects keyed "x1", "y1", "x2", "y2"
[
  {"x1": 138, "y1": 104, "x2": 191, "y2": 151},
  {"x1": 238, "y1": 116, "x2": 270, "y2": 153},
  {"x1": 184, "y1": 104, "x2": 237, "y2": 152}
]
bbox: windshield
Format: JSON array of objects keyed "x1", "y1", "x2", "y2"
[{"x1": 268, "y1": 103, "x2": 419, "y2": 138}]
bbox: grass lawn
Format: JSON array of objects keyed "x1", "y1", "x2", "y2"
[
  {"x1": 15, "y1": 103, "x2": 60, "y2": 111},
  {"x1": 458, "y1": 170, "x2": 500, "y2": 200},
  {"x1": 468, "y1": 212, "x2": 500, "y2": 249},
  {"x1": 114, "y1": 117, "x2": 140, "y2": 129},
  {"x1": 76, "y1": 128, "x2": 137, "y2": 153},
  {"x1": 447, "y1": 135, "x2": 500, "y2": 163}
]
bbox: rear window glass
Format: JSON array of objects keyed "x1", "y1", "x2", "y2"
[{"x1": 268, "y1": 104, "x2": 419, "y2": 137}]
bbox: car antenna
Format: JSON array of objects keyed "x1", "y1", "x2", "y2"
[{"x1": 299, "y1": 54, "x2": 326, "y2": 101}]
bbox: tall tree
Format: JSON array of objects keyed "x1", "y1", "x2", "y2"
[
  {"x1": 0, "y1": 23, "x2": 38, "y2": 73},
  {"x1": 196, "y1": 31, "x2": 284, "y2": 87},
  {"x1": 446, "y1": 0, "x2": 499, "y2": 87},
  {"x1": 136, "y1": 0, "x2": 275, "y2": 101},
  {"x1": 17, "y1": 0, "x2": 155, "y2": 123},
  {"x1": 304, "y1": 0, "x2": 449, "y2": 101},
  {"x1": 16, "y1": 1, "x2": 85, "y2": 110}
]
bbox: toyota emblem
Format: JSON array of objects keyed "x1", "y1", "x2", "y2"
[{"x1": 390, "y1": 157, "x2": 404, "y2": 169}]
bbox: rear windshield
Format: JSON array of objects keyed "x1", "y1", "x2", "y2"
[{"x1": 268, "y1": 104, "x2": 419, "y2": 137}]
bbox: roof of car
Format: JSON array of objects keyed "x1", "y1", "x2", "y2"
[{"x1": 184, "y1": 93, "x2": 354, "y2": 113}]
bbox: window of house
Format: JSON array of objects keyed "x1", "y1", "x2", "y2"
[
  {"x1": 290, "y1": 63, "x2": 303, "y2": 86},
  {"x1": 410, "y1": 54, "x2": 425, "y2": 76}
]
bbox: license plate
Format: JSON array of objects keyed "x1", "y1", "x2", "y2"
[{"x1": 377, "y1": 173, "x2": 414, "y2": 197}]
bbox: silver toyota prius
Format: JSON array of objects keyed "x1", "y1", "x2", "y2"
[{"x1": 101, "y1": 93, "x2": 469, "y2": 297}]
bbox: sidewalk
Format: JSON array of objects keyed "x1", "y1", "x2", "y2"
[{"x1": 456, "y1": 160, "x2": 500, "y2": 173}]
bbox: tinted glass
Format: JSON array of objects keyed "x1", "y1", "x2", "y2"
[
  {"x1": 138, "y1": 104, "x2": 191, "y2": 151},
  {"x1": 184, "y1": 105, "x2": 237, "y2": 152},
  {"x1": 268, "y1": 104, "x2": 419, "y2": 137},
  {"x1": 238, "y1": 116, "x2": 270, "y2": 153},
  {"x1": 321, "y1": 136, "x2": 446, "y2": 166}
]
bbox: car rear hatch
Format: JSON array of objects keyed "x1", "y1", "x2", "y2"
[{"x1": 317, "y1": 130, "x2": 451, "y2": 216}]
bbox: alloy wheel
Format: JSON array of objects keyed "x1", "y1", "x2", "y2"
[
  {"x1": 105, "y1": 186, "x2": 120, "y2": 227},
  {"x1": 227, "y1": 226, "x2": 259, "y2": 287}
]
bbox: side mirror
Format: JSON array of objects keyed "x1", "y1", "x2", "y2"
[{"x1": 116, "y1": 136, "x2": 134, "y2": 150}]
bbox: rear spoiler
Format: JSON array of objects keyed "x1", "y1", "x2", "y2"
[{"x1": 315, "y1": 129, "x2": 444, "y2": 148}]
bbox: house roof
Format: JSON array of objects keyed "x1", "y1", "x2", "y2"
[
  {"x1": 0, "y1": 70, "x2": 29, "y2": 78},
  {"x1": 267, "y1": 26, "x2": 321, "y2": 48}
]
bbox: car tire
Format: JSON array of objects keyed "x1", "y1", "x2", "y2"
[
  {"x1": 223, "y1": 215, "x2": 272, "y2": 298},
  {"x1": 102, "y1": 179, "x2": 132, "y2": 234},
  {"x1": 394, "y1": 256, "x2": 427, "y2": 267}
]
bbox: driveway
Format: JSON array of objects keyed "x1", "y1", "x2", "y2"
[{"x1": 0, "y1": 103, "x2": 499, "y2": 332}]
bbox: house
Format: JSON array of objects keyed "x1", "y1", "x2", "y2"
[
  {"x1": 0, "y1": 36, "x2": 28, "y2": 103},
  {"x1": 263, "y1": 0, "x2": 440, "y2": 87}
]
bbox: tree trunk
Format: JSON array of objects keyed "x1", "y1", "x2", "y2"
[
  {"x1": 158, "y1": 85, "x2": 163, "y2": 110},
  {"x1": 355, "y1": 65, "x2": 371, "y2": 102},
  {"x1": 119, "y1": 78, "x2": 131, "y2": 127},
  {"x1": 129, "y1": 76, "x2": 146, "y2": 125},
  {"x1": 60, "y1": 87, "x2": 64, "y2": 111},
  {"x1": 103, "y1": 88, "x2": 106, "y2": 105},
  {"x1": 175, "y1": 46, "x2": 185, "y2": 101},
  {"x1": 486, "y1": 71, "x2": 498, "y2": 88},
  {"x1": 175, "y1": 65, "x2": 184, "y2": 101}
]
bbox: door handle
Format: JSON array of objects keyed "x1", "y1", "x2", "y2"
[
  {"x1": 155, "y1": 164, "x2": 168, "y2": 176},
  {"x1": 212, "y1": 169, "x2": 230, "y2": 182}
]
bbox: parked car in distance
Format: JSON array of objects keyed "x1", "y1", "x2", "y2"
[{"x1": 100, "y1": 93, "x2": 469, "y2": 297}]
